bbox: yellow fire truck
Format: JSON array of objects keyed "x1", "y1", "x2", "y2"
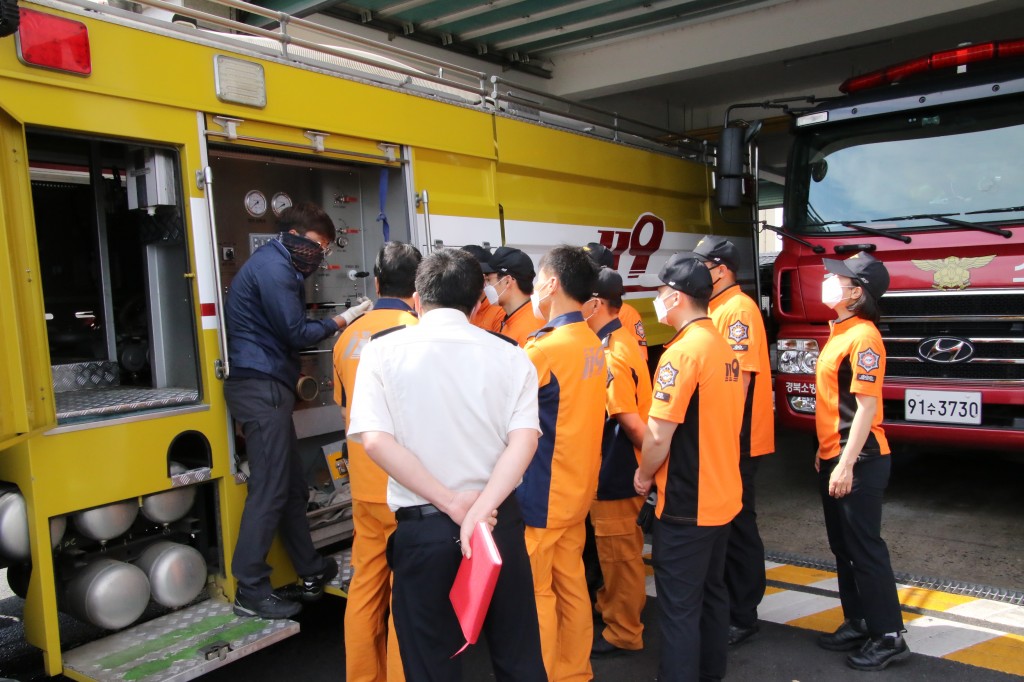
[{"x1": 0, "y1": 0, "x2": 754, "y2": 678}]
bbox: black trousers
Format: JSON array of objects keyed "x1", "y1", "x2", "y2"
[
  {"x1": 389, "y1": 496, "x2": 546, "y2": 682},
  {"x1": 225, "y1": 377, "x2": 327, "y2": 601},
  {"x1": 725, "y1": 455, "x2": 766, "y2": 628},
  {"x1": 818, "y1": 454, "x2": 904, "y2": 635},
  {"x1": 652, "y1": 521, "x2": 730, "y2": 682}
]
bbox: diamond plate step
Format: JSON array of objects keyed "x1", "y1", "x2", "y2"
[{"x1": 62, "y1": 599, "x2": 298, "y2": 682}]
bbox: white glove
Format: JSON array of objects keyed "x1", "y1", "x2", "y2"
[{"x1": 339, "y1": 298, "x2": 372, "y2": 327}]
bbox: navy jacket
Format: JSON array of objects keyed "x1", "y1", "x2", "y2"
[{"x1": 225, "y1": 239, "x2": 338, "y2": 388}]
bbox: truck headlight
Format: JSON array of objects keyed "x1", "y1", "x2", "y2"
[{"x1": 778, "y1": 339, "x2": 819, "y2": 374}]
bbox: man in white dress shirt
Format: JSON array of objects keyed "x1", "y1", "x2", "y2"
[{"x1": 347, "y1": 247, "x2": 546, "y2": 682}]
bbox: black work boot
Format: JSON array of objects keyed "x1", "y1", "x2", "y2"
[
  {"x1": 233, "y1": 593, "x2": 302, "y2": 619},
  {"x1": 847, "y1": 635, "x2": 911, "y2": 671},
  {"x1": 818, "y1": 618, "x2": 869, "y2": 651},
  {"x1": 277, "y1": 558, "x2": 340, "y2": 603}
]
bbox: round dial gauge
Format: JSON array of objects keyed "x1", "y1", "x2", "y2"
[
  {"x1": 271, "y1": 192, "x2": 293, "y2": 217},
  {"x1": 244, "y1": 190, "x2": 267, "y2": 217}
]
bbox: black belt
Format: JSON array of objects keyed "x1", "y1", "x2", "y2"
[{"x1": 395, "y1": 503, "x2": 444, "y2": 522}]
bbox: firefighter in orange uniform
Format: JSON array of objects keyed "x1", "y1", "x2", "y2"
[
  {"x1": 583, "y1": 267, "x2": 652, "y2": 657},
  {"x1": 815, "y1": 253, "x2": 908, "y2": 671},
  {"x1": 333, "y1": 242, "x2": 421, "y2": 682},
  {"x1": 461, "y1": 244, "x2": 504, "y2": 333},
  {"x1": 583, "y1": 242, "x2": 648, "y2": 362},
  {"x1": 517, "y1": 246, "x2": 607, "y2": 682},
  {"x1": 634, "y1": 253, "x2": 743, "y2": 682},
  {"x1": 693, "y1": 235, "x2": 774, "y2": 646},
  {"x1": 486, "y1": 245, "x2": 546, "y2": 347}
]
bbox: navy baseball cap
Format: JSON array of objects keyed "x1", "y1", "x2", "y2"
[
  {"x1": 583, "y1": 242, "x2": 615, "y2": 268},
  {"x1": 692, "y1": 235, "x2": 740, "y2": 272},
  {"x1": 489, "y1": 246, "x2": 535, "y2": 280},
  {"x1": 592, "y1": 266, "x2": 625, "y2": 307},
  {"x1": 658, "y1": 252, "x2": 713, "y2": 299},
  {"x1": 460, "y1": 244, "x2": 494, "y2": 273},
  {"x1": 823, "y1": 252, "x2": 890, "y2": 300}
]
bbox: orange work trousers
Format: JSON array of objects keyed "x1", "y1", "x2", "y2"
[
  {"x1": 525, "y1": 522, "x2": 593, "y2": 682},
  {"x1": 591, "y1": 497, "x2": 646, "y2": 650},
  {"x1": 344, "y1": 499, "x2": 405, "y2": 682}
]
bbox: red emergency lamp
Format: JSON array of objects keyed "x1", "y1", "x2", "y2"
[
  {"x1": 840, "y1": 37, "x2": 1024, "y2": 94},
  {"x1": 16, "y1": 7, "x2": 91, "y2": 76}
]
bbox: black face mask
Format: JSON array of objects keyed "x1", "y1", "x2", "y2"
[{"x1": 279, "y1": 232, "x2": 323, "y2": 278}]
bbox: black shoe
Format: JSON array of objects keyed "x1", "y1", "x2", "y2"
[
  {"x1": 590, "y1": 634, "x2": 636, "y2": 658},
  {"x1": 728, "y1": 623, "x2": 760, "y2": 646},
  {"x1": 278, "y1": 559, "x2": 340, "y2": 603},
  {"x1": 233, "y1": 593, "x2": 301, "y2": 619},
  {"x1": 818, "y1": 618, "x2": 869, "y2": 651},
  {"x1": 847, "y1": 635, "x2": 911, "y2": 671}
]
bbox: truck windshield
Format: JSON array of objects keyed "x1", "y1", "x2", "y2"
[{"x1": 788, "y1": 95, "x2": 1024, "y2": 234}]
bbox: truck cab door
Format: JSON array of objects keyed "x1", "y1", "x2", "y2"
[{"x1": 0, "y1": 107, "x2": 56, "y2": 450}]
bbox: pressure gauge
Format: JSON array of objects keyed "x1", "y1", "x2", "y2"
[
  {"x1": 271, "y1": 192, "x2": 293, "y2": 216},
  {"x1": 244, "y1": 190, "x2": 267, "y2": 217}
]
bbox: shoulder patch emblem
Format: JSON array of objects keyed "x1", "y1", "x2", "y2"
[
  {"x1": 656, "y1": 362, "x2": 679, "y2": 390},
  {"x1": 728, "y1": 320, "x2": 750, "y2": 344},
  {"x1": 634, "y1": 320, "x2": 646, "y2": 340},
  {"x1": 857, "y1": 348, "x2": 881, "y2": 373}
]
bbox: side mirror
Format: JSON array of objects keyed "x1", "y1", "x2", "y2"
[{"x1": 716, "y1": 125, "x2": 745, "y2": 209}]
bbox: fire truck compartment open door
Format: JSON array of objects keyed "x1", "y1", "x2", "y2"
[{"x1": 0, "y1": 106, "x2": 55, "y2": 451}]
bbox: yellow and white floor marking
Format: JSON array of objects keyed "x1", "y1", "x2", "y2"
[{"x1": 640, "y1": 547, "x2": 1024, "y2": 676}]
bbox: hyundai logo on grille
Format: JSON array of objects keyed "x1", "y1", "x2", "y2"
[{"x1": 917, "y1": 336, "x2": 976, "y2": 363}]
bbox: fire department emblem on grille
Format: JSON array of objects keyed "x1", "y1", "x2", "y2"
[
  {"x1": 728, "y1": 320, "x2": 749, "y2": 344},
  {"x1": 656, "y1": 362, "x2": 678, "y2": 389},
  {"x1": 911, "y1": 255, "x2": 995, "y2": 290},
  {"x1": 857, "y1": 348, "x2": 880, "y2": 373}
]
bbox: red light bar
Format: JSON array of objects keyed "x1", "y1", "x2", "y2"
[
  {"x1": 840, "y1": 37, "x2": 1024, "y2": 94},
  {"x1": 16, "y1": 8, "x2": 91, "y2": 76},
  {"x1": 931, "y1": 42, "x2": 994, "y2": 69}
]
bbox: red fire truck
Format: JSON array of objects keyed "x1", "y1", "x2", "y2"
[{"x1": 771, "y1": 39, "x2": 1024, "y2": 452}]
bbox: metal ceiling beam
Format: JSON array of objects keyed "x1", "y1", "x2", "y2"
[
  {"x1": 418, "y1": 0, "x2": 529, "y2": 31},
  {"x1": 457, "y1": 0, "x2": 610, "y2": 41}
]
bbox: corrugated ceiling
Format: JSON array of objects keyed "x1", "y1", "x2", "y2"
[{"x1": 248, "y1": 0, "x2": 779, "y2": 77}]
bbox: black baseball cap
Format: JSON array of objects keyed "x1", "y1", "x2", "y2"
[
  {"x1": 460, "y1": 244, "x2": 494, "y2": 273},
  {"x1": 658, "y1": 252, "x2": 713, "y2": 299},
  {"x1": 823, "y1": 252, "x2": 890, "y2": 300},
  {"x1": 489, "y1": 246, "x2": 535, "y2": 280},
  {"x1": 583, "y1": 242, "x2": 615, "y2": 268},
  {"x1": 692, "y1": 235, "x2": 740, "y2": 272},
  {"x1": 592, "y1": 266, "x2": 624, "y2": 307}
]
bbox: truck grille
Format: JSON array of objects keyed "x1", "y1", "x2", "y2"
[{"x1": 879, "y1": 290, "x2": 1024, "y2": 383}]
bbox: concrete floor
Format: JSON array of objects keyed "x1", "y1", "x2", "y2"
[{"x1": 757, "y1": 428, "x2": 1024, "y2": 594}]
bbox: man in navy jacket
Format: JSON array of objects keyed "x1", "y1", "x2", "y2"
[{"x1": 225, "y1": 202, "x2": 370, "y2": 619}]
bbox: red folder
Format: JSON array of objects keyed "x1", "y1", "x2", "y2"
[{"x1": 449, "y1": 521, "x2": 502, "y2": 656}]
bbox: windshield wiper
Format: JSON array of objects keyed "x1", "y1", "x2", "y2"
[
  {"x1": 761, "y1": 223, "x2": 825, "y2": 254},
  {"x1": 870, "y1": 213, "x2": 1011, "y2": 238},
  {"x1": 838, "y1": 221, "x2": 911, "y2": 244}
]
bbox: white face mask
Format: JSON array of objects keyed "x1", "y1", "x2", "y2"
[
  {"x1": 653, "y1": 291, "x2": 677, "y2": 324},
  {"x1": 531, "y1": 279, "x2": 552, "y2": 319},
  {"x1": 821, "y1": 276, "x2": 852, "y2": 309},
  {"x1": 583, "y1": 299, "x2": 599, "y2": 322},
  {"x1": 483, "y1": 284, "x2": 499, "y2": 305}
]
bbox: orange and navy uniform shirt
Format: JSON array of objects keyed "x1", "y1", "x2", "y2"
[
  {"x1": 648, "y1": 318, "x2": 743, "y2": 527},
  {"x1": 332, "y1": 299, "x2": 418, "y2": 503},
  {"x1": 517, "y1": 312, "x2": 607, "y2": 528},
  {"x1": 500, "y1": 300, "x2": 547, "y2": 348},
  {"x1": 597, "y1": 319, "x2": 653, "y2": 501},
  {"x1": 470, "y1": 296, "x2": 504, "y2": 333},
  {"x1": 709, "y1": 285, "x2": 775, "y2": 458},
  {"x1": 814, "y1": 316, "x2": 890, "y2": 460},
  {"x1": 617, "y1": 302, "x2": 649, "y2": 362}
]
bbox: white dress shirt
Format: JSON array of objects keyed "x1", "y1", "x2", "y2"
[{"x1": 347, "y1": 307, "x2": 540, "y2": 511}]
